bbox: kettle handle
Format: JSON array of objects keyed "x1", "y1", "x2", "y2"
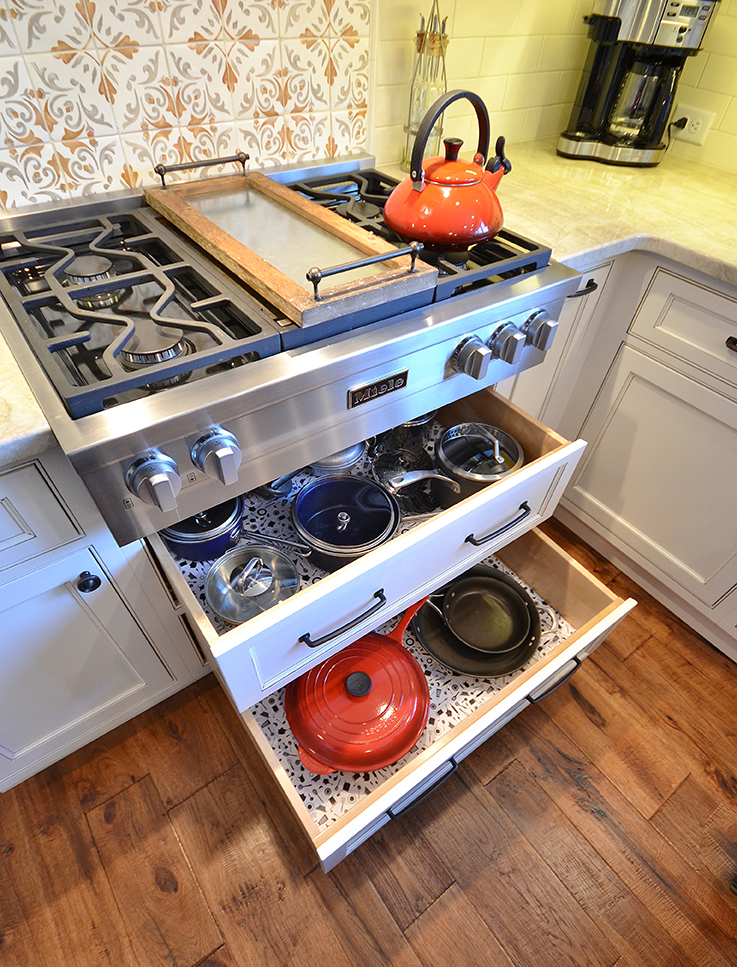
[{"x1": 410, "y1": 89, "x2": 491, "y2": 191}]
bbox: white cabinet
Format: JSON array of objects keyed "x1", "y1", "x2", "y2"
[
  {"x1": 556, "y1": 251, "x2": 737, "y2": 659},
  {"x1": 0, "y1": 448, "x2": 206, "y2": 791},
  {"x1": 565, "y1": 344, "x2": 737, "y2": 608},
  {"x1": 0, "y1": 546, "x2": 174, "y2": 780}
]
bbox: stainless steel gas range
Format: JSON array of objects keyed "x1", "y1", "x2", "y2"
[{"x1": 0, "y1": 156, "x2": 580, "y2": 546}]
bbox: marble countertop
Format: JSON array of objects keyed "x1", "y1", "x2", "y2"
[{"x1": 3, "y1": 137, "x2": 737, "y2": 468}]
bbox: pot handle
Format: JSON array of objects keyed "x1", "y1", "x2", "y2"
[
  {"x1": 410, "y1": 89, "x2": 491, "y2": 190},
  {"x1": 385, "y1": 469, "x2": 461, "y2": 494}
]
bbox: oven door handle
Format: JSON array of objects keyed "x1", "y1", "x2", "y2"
[
  {"x1": 299, "y1": 589, "x2": 387, "y2": 648},
  {"x1": 465, "y1": 501, "x2": 531, "y2": 546}
]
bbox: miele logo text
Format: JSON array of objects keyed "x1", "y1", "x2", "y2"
[{"x1": 348, "y1": 370, "x2": 409, "y2": 408}]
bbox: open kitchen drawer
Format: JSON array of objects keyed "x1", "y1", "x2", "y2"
[
  {"x1": 148, "y1": 390, "x2": 588, "y2": 710},
  {"x1": 239, "y1": 527, "x2": 634, "y2": 872}
]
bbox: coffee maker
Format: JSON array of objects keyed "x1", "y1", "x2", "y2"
[{"x1": 558, "y1": 0, "x2": 719, "y2": 166}]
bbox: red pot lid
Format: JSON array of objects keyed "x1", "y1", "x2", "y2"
[
  {"x1": 423, "y1": 137, "x2": 482, "y2": 186},
  {"x1": 285, "y1": 632, "x2": 430, "y2": 774}
]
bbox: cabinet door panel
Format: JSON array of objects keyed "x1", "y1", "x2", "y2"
[
  {"x1": 0, "y1": 463, "x2": 80, "y2": 576},
  {"x1": 0, "y1": 547, "x2": 173, "y2": 775},
  {"x1": 629, "y1": 268, "x2": 737, "y2": 388},
  {"x1": 566, "y1": 345, "x2": 737, "y2": 607}
]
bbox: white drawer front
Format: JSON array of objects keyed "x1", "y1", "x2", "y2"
[
  {"x1": 210, "y1": 440, "x2": 584, "y2": 711},
  {"x1": 629, "y1": 267, "x2": 737, "y2": 389}
]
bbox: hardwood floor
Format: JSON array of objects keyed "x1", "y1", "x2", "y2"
[{"x1": 2, "y1": 518, "x2": 737, "y2": 967}]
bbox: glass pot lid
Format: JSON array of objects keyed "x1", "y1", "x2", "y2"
[
  {"x1": 205, "y1": 543, "x2": 299, "y2": 624},
  {"x1": 291, "y1": 475, "x2": 399, "y2": 552},
  {"x1": 436, "y1": 422, "x2": 523, "y2": 481}
]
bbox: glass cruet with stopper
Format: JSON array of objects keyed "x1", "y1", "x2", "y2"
[{"x1": 401, "y1": 0, "x2": 449, "y2": 171}]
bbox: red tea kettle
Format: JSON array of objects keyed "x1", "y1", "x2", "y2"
[{"x1": 384, "y1": 89, "x2": 511, "y2": 252}]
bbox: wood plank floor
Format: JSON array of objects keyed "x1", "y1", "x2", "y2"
[{"x1": 2, "y1": 518, "x2": 737, "y2": 967}]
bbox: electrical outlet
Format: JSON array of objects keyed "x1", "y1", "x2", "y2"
[{"x1": 671, "y1": 104, "x2": 715, "y2": 146}]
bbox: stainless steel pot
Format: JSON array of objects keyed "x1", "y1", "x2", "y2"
[
  {"x1": 309, "y1": 440, "x2": 368, "y2": 475},
  {"x1": 290, "y1": 474, "x2": 401, "y2": 572},
  {"x1": 386, "y1": 422, "x2": 523, "y2": 508},
  {"x1": 205, "y1": 543, "x2": 300, "y2": 625}
]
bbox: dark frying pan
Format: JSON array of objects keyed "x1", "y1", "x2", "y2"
[
  {"x1": 412, "y1": 566, "x2": 542, "y2": 677},
  {"x1": 430, "y1": 573, "x2": 531, "y2": 653}
]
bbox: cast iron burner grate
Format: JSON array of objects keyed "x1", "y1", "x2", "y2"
[
  {"x1": 285, "y1": 168, "x2": 552, "y2": 299},
  {"x1": 0, "y1": 208, "x2": 282, "y2": 417}
]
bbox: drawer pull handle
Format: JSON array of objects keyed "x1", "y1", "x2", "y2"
[
  {"x1": 388, "y1": 758, "x2": 458, "y2": 819},
  {"x1": 76, "y1": 571, "x2": 102, "y2": 593},
  {"x1": 567, "y1": 278, "x2": 598, "y2": 298},
  {"x1": 299, "y1": 589, "x2": 387, "y2": 648},
  {"x1": 528, "y1": 657, "x2": 582, "y2": 704},
  {"x1": 465, "y1": 501, "x2": 531, "y2": 546},
  {"x1": 727, "y1": 336, "x2": 737, "y2": 354}
]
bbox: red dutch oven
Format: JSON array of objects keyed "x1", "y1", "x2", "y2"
[
  {"x1": 384, "y1": 89, "x2": 511, "y2": 252},
  {"x1": 284, "y1": 598, "x2": 429, "y2": 774}
]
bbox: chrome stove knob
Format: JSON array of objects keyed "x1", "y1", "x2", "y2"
[
  {"x1": 451, "y1": 336, "x2": 493, "y2": 380},
  {"x1": 488, "y1": 323, "x2": 525, "y2": 364},
  {"x1": 125, "y1": 451, "x2": 181, "y2": 512},
  {"x1": 522, "y1": 309, "x2": 558, "y2": 351},
  {"x1": 191, "y1": 428, "x2": 242, "y2": 486}
]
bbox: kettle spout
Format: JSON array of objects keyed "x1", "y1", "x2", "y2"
[{"x1": 483, "y1": 167, "x2": 505, "y2": 192}]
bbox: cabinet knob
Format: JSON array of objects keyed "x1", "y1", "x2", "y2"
[
  {"x1": 125, "y1": 451, "x2": 181, "y2": 512},
  {"x1": 451, "y1": 336, "x2": 493, "y2": 380},
  {"x1": 191, "y1": 428, "x2": 242, "y2": 486},
  {"x1": 77, "y1": 571, "x2": 102, "y2": 593},
  {"x1": 488, "y1": 323, "x2": 525, "y2": 364}
]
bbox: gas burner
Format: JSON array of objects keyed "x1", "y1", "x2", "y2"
[
  {"x1": 119, "y1": 321, "x2": 187, "y2": 369},
  {"x1": 336, "y1": 198, "x2": 384, "y2": 222},
  {"x1": 64, "y1": 255, "x2": 124, "y2": 310}
]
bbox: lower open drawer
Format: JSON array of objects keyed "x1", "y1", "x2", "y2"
[{"x1": 235, "y1": 527, "x2": 635, "y2": 872}]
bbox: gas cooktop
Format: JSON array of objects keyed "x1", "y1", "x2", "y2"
[{"x1": 0, "y1": 164, "x2": 552, "y2": 421}]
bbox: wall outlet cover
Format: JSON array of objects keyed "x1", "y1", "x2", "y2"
[{"x1": 672, "y1": 104, "x2": 716, "y2": 146}]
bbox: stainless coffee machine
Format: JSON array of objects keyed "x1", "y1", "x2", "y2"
[{"x1": 558, "y1": 0, "x2": 719, "y2": 166}]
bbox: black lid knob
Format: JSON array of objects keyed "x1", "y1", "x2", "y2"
[{"x1": 345, "y1": 671, "x2": 372, "y2": 697}]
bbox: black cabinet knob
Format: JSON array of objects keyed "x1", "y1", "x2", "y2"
[{"x1": 77, "y1": 571, "x2": 102, "y2": 593}]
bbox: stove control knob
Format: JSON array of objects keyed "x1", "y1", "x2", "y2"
[
  {"x1": 125, "y1": 451, "x2": 181, "y2": 513},
  {"x1": 522, "y1": 309, "x2": 558, "y2": 351},
  {"x1": 191, "y1": 428, "x2": 242, "y2": 486},
  {"x1": 488, "y1": 323, "x2": 525, "y2": 365},
  {"x1": 452, "y1": 336, "x2": 493, "y2": 380}
]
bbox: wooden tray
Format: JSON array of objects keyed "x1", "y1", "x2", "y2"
[{"x1": 144, "y1": 172, "x2": 438, "y2": 328}]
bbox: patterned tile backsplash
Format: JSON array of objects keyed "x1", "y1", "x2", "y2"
[
  {"x1": 0, "y1": 0, "x2": 370, "y2": 206},
  {"x1": 2, "y1": 0, "x2": 736, "y2": 210}
]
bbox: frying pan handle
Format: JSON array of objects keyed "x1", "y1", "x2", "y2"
[
  {"x1": 299, "y1": 589, "x2": 387, "y2": 648},
  {"x1": 410, "y1": 89, "x2": 491, "y2": 190},
  {"x1": 528, "y1": 657, "x2": 582, "y2": 704},
  {"x1": 465, "y1": 501, "x2": 531, "y2": 546}
]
